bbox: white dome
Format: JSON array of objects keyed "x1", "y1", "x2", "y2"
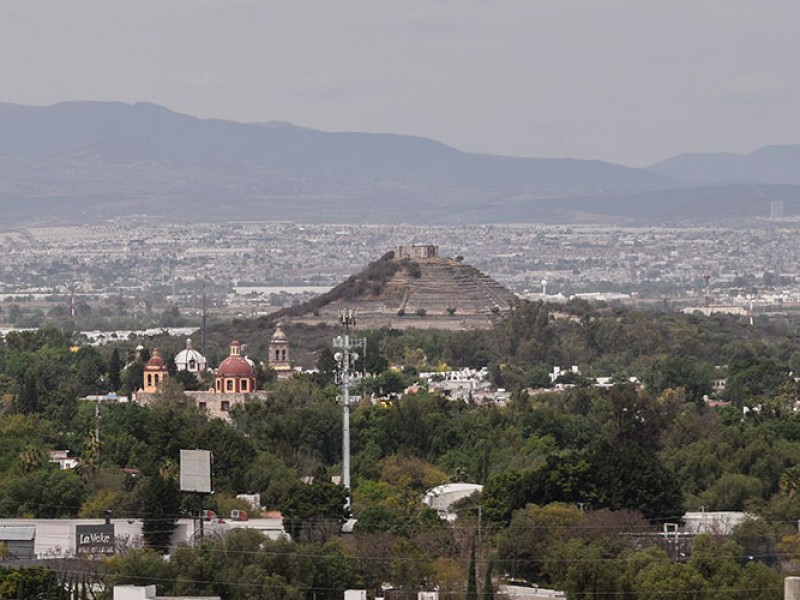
[
  {"x1": 423, "y1": 483, "x2": 483, "y2": 522},
  {"x1": 175, "y1": 338, "x2": 207, "y2": 373}
]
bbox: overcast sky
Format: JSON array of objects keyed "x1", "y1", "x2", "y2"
[{"x1": 1, "y1": 0, "x2": 798, "y2": 166}]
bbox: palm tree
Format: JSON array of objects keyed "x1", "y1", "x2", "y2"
[
  {"x1": 77, "y1": 435, "x2": 102, "y2": 482},
  {"x1": 780, "y1": 466, "x2": 800, "y2": 498},
  {"x1": 158, "y1": 458, "x2": 179, "y2": 480},
  {"x1": 18, "y1": 445, "x2": 45, "y2": 474}
]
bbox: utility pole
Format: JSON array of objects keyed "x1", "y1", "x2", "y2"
[
  {"x1": 477, "y1": 505, "x2": 482, "y2": 554},
  {"x1": 333, "y1": 309, "x2": 365, "y2": 507},
  {"x1": 94, "y1": 400, "x2": 100, "y2": 445}
]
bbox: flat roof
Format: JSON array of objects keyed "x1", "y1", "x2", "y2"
[{"x1": 0, "y1": 526, "x2": 35, "y2": 541}]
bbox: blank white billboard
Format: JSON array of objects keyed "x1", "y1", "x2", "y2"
[{"x1": 180, "y1": 449, "x2": 213, "y2": 493}]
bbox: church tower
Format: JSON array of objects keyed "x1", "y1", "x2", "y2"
[
  {"x1": 268, "y1": 323, "x2": 293, "y2": 380},
  {"x1": 143, "y1": 348, "x2": 168, "y2": 393}
]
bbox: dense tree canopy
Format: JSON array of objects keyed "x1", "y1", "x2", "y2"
[{"x1": 1, "y1": 304, "x2": 800, "y2": 596}]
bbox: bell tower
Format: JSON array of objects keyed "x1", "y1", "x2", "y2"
[
  {"x1": 268, "y1": 323, "x2": 292, "y2": 379},
  {"x1": 143, "y1": 348, "x2": 168, "y2": 393}
]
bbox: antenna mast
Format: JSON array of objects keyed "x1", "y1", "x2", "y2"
[
  {"x1": 201, "y1": 283, "x2": 208, "y2": 358},
  {"x1": 333, "y1": 309, "x2": 366, "y2": 506}
]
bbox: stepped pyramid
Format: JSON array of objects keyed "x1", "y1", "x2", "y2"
[{"x1": 285, "y1": 245, "x2": 518, "y2": 330}]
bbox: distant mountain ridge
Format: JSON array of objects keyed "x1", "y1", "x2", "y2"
[
  {"x1": 649, "y1": 145, "x2": 800, "y2": 185},
  {"x1": 0, "y1": 101, "x2": 670, "y2": 187},
  {"x1": 0, "y1": 100, "x2": 797, "y2": 226}
]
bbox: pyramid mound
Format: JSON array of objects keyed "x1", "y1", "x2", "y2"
[{"x1": 282, "y1": 246, "x2": 517, "y2": 330}]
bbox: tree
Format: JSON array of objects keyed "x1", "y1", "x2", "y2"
[
  {"x1": 0, "y1": 468, "x2": 87, "y2": 517},
  {"x1": 17, "y1": 372, "x2": 38, "y2": 415},
  {"x1": 736, "y1": 561, "x2": 783, "y2": 600},
  {"x1": 697, "y1": 473, "x2": 763, "y2": 511},
  {"x1": 196, "y1": 419, "x2": 256, "y2": 492},
  {"x1": 634, "y1": 562, "x2": 708, "y2": 600},
  {"x1": 482, "y1": 559, "x2": 494, "y2": 600},
  {"x1": 644, "y1": 354, "x2": 713, "y2": 405},
  {"x1": 466, "y1": 541, "x2": 478, "y2": 600},
  {"x1": 688, "y1": 535, "x2": 742, "y2": 593},
  {"x1": 780, "y1": 465, "x2": 800, "y2": 498},
  {"x1": 108, "y1": 348, "x2": 122, "y2": 391},
  {"x1": 141, "y1": 473, "x2": 181, "y2": 554},
  {"x1": 102, "y1": 547, "x2": 177, "y2": 592},
  {"x1": 731, "y1": 517, "x2": 780, "y2": 568},
  {"x1": 482, "y1": 471, "x2": 530, "y2": 525},
  {"x1": 280, "y1": 480, "x2": 349, "y2": 544},
  {"x1": 497, "y1": 503, "x2": 586, "y2": 583},
  {"x1": 122, "y1": 359, "x2": 144, "y2": 394},
  {"x1": 389, "y1": 538, "x2": 433, "y2": 600},
  {"x1": 726, "y1": 357, "x2": 790, "y2": 405},
  {"x1": 74, "y1": 346, "x2": 106, "y2": 394},
  {"x1": 0, "y1": 566, "x2": 62, "y2": 600},
  {"x1": 18, "y1": 445, "x2": 45, "y2": 474},
  {"x1": 366, "y1": 370, "x2": 411, "y2": 396},
  {"x1": 77, "y1": 434, "x2": 102, "y2": 482},
  {"x1": 544, "y1": 538, "x2": 623, "y2": 598},
  {"x1": 605, "y1": 385, "x2": 683, "y2": 451},
  {"x1": 589, "y1": 442, "x2": 684, "y2": 522},
  {"x1": 353, "y1": 504, "x2": 408, "y2": 536},
  {"x1": 174, "y1": 369, "x2": 205, "y2": 391},
  {"x1": 314, "y1": 348, "x2": 337, "y2": 387}
]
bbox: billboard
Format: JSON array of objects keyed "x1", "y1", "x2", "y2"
[
  {"x1": 76, "y1": 524, "x2": 115, "y2": 554},
  {"x1": 180, "y1": 449, "x2": 213, "y2": 493}
]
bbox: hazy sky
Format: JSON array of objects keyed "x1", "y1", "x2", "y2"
[{"x1": 1, "y1": 0, "x2": 798, "y2": 165}]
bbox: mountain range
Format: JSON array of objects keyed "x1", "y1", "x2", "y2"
[{"x1": 0, "y1": 100, "x2": 798, "y2": 227}]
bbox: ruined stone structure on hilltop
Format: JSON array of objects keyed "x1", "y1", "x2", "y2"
[{"x1": 289, "y1": 245, "x2": 517, "y2": 330}]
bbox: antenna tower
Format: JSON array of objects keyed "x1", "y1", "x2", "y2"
[
  {"x1": 333, "y1": 309, "x2": 366, "y2": 506},
  {"x1": 201, "y1": 284, "x2": 208, "y2": 358},
  {"x1": 70, "y1": 283, "x2": 77, "y2": 322}
]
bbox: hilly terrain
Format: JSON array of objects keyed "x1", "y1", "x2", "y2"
[
  {"x1": 0, "y1": 101, "x2": 798, "y2": 226},
  {"x1": 650, "y1": 144, "x2": 800, "y2": 185},
  {"x1": 205, "y1": 248, "x2": 519, "y2": 362}
]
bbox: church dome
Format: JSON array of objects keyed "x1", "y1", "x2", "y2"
[
  {"x1": 217, "y1": 341, "x2": 255, "y2": 378},
  {"x1": 146, "y1": 348, "x2": 165, "y2": 368},
  {"x1": 175, "y1": 338, "x2": 207, "y2": 373}
]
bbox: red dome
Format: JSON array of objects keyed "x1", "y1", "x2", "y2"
[
  {"x1": 217, "y1": 355, "x2": 255, "y2": 378},
  {"x1": 146, "y1": 349, "x2": 165, "y2": 368}
]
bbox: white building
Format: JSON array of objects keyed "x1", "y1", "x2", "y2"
[
  {"x1": 0, "y1": 516, "x2": 285, "y2": 558},
  {"x1": 48, "y1": 449, "x2": 79, "y2": 470},
  {"x1": 422, "y1": 483, "x2": 483, "y2": 522},
  {"x1": 418, "y1": 368, "x2": 492, "y2": 401}
]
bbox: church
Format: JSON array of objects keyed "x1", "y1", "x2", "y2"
[{"x1": 135, "y1": 324, "x2": 292, "y2": 419}]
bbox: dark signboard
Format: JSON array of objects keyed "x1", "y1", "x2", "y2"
[{"x1": 76, "y1": 524, "x2": 115, "y2": 554}]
